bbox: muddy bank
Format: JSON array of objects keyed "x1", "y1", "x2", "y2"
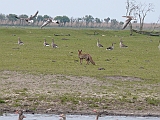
[{"x1": 0, "y1": 71, "x2": 159, "y2": 117}]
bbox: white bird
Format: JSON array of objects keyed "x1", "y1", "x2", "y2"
[
  {"x1": 41, "y1": 18, "x2": 59, "y2": 28},
  {"x1": 15, "y1": 11, "x2": 39, "y2": 23},
  {"x1": 18, "y1": 37, "x2": 24, "y2": 45},
  {"x1": 119, "y1": 39, "x2": 128, "y2": 48},
  {"x1": 43, "y1": 39, "x2": 50, "y2": 46},
  {"x1": 59, "y1": 114, "x2": 66, "y2": 120},
  {"x1": 51, "y1": 38, "x2": 58, "y2": 48},
  {"x1": 106, "y1": 43, "x2": 115, "y2": 50},
  {"x1": 122, "y1": 16, "x2": 135, "y2": 30},
  {"x1": 97, "y1": 39, "x2": 103, "y2": 48},
  {"x1": 158, "y1": 40, "x2": 160, "y2": 50}
]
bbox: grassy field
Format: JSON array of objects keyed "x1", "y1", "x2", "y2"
[
  {"x1": 0, "y1": 27, "x2": 160, "y2": 113},
  {"x1": 0, "y1": 27, "x2": 159, "y2": 79}
]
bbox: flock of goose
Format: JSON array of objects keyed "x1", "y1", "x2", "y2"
[
  {"x1": 15, "y1": 11, "x2": 59, "y2": 28},
  {"x1": 43, "y1": 38, "x2": 58, "y2": 48},
  {"x1": 97, "y1": 39, "x2": 128, "y2": 50},
  {"x1": 14, "y1": 11, "x2": 134, "y2": 29},
  {"x1": 16, "y1": 109, "x2": 101, "y2": 120}
]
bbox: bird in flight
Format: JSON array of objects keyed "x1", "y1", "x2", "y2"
[
  {"x1": 122, "y1": 16, "x2": 135, "y2": 30},
  {"x1": 15, "y1": 11, "x2": 39, "y2": 23},
  {"x1": 41, "y1": 17, "x2": 59, "y2": 28}
]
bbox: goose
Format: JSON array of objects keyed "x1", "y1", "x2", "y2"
[
  {"x1": 59, "y1": 114, "x2": 66, "y2": 120},
  {"x1": 41, "y1": 18, "x2": 59, "y2": 28},
  {"x1": 93, "y1": 109, "x2": 100, "y2": 120},
  {"x1": 51, "y1": 38, "x2": 58, "y2": 48},
  {"x1": 18, "y1": 37, "x2": 24, "y2": 45},
  {"x1": 43, "y1": 39, "x2": 50, "y2": 46},
  {"x1": 122, "y1": 16, "x2": 135, "y2": 30},
  {"x1": 158, "y1": 40, "x2": 160, "y2": 50},
  {"x1": 15, "y1": 11, "x2": 39, "y2": 23},
  {"x1": 106, "y1": 43, "x2": 115, "y2": 50},
  {"x1": 97, "y1": 39, "x2": 103, "y2": 48},
  {"x1": 16, "y1": 110, "x2": 26, "y2": 120},
  {"x1": 119, "y1": 39, "x2": 128, "y2": 48}
]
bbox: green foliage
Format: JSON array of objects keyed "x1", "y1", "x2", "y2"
[
  {"x1": 0, "y1": 99, "x2": 5, "y2": 103},
  {"x1": 146, "y1": 97, "x2": 160, "y2": 106}
]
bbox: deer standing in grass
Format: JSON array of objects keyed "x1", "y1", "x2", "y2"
[{"x1": 78, "y1": 50, "x2": 95, "y2": 65}]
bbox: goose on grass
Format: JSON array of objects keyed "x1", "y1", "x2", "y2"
[
  {"x1": 43, "y1": 38, "x2": 50, "y2": 46},
  {"x1": 106, "y1": 43, "x2": 115, "y2": 50},
  {"x1": 18, "y1": 37, "x2": 24, "y2": 45},
  {"x1": 51, "y1": 38, "x2": 58, "y2": 48},
  {"x1": 119, "y1": 39, "x2": 128, "y2": 48},
  {"x1": 97, "y1": 39, "x2": 103, "y2": 48}
]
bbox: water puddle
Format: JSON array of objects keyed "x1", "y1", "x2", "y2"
[{"x1": 0, "y1": 113, "x2": 160, "y2": 120}]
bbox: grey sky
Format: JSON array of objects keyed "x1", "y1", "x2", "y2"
[{"x1": 0, "y1": 0, "x2": 160, "y2": 23}]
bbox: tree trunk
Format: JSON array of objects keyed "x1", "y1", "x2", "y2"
[{"x1": 129, "y1": 22, "x2": 133, "y2": 36}]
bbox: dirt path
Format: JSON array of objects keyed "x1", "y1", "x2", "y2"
[{"x1": 0, "y1": 71, "x2": 159, "y2": 117}]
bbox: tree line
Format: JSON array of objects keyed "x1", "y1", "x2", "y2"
[
  {"x1": 0, "y1": 0, "x2": 159, "y2": 31},
  {"x1": 0, "y1": 13, "x2": 125, "y2": 29}
]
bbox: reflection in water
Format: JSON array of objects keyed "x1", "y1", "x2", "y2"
[{"x1": 0, "y1": 113, "x2": 159, "y2": 120}]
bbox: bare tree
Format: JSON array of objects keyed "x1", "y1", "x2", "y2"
[
  {"x1": 151, "y1": 16, "x2": 160, "y2": 32},
  {"x1": 125, "y1": 0, "x2": 138, "y2": 35},
  {"x1": 136, "y1": 2, "x2": 154, "y2": 31}
]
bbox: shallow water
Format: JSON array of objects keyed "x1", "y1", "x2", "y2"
[{"x1": 0, "y1": 113, "x2": 159, "y2": 120}]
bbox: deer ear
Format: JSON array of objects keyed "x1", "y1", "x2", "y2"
[{"x1": 81, "y1": 50, "x2": 82, "y2": 51}]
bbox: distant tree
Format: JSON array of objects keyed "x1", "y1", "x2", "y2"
[
  {"x1": 125, "y1": 0, "x2": 138, "y2": 35},
  {"x1": 37, "y1": 15, "x2": 43, "y2": 26},
  {"x1": 83, "y1": 15, "x2": 94, "y2": 27},
  {"x1": 70, "y1": 17, "x2": 75, "y2": 27},
  {"x1": 136, "y1": 2, "x2": 154, "y2": 31},
  {"x1": 62, "y1": 16, "x2": 70, "y2": 26},
  {"x1": 43, "y1": 15, "x2": 50, "y2": 20},
  {"x1": 125, "y1": 0, "x2": 154, "y2": 32},
  {"x1": 110, "y1": 19, "x2": 118, "y2": 29},
  {"x1": 17, "y1": 14, "x2": 28, "y2": 25},
  {"x1": 6, "y1": 14, "x2": 17, "y2": 25},
  {"x1": 95, "y1": 18, "x2": 101, "y2": 27},
  {"x1": 54, "y1": 15, "x2": 70, "y2": 26},
  {"x1": 0, "y1": 14, "x2": 5, "y2": 20},
  {"x1": 104, "y1": 17, "x2": 110, "y2": 24},
  {"x1": 95, "y1": 18, "x2": 101, "y2": 23}
]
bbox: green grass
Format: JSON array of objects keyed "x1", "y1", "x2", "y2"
[
  {"x1": 0, "y1": 27, "x2": 160, "y2": 110},
  {"x1": 0, "y1": 27, "x2": 160, "y2": 80}
]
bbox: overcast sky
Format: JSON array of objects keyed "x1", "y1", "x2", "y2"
[{"x1": 0, "y1": 0, "x2": 160, "y2": 23}]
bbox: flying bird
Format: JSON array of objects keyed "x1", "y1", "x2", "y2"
[
  {"x1": 15, "y1": 11, "x2": 39, "y2": 23},
  {"x1": 41, "y1": 18, "x2": 59, "y2": 28},
  {"x1": 97, "y1": 39, "x2": 103, "y2": 48},
  {"x1": 122, "y1": 16, "x2": 135, "y2": 30}
]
